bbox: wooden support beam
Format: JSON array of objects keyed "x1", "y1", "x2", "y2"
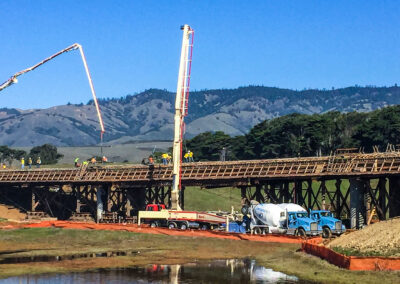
[
  {"x1": 334, "y1": 179, "x2": 341, "y2": 217},
  {"x1": 389, "y1": 177, "x2": 400, "y2": 218}
]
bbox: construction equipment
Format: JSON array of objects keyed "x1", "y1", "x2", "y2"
[
  {"x1": 171, "y1": 25, "x2": 194, "y2": 210},
  {"x1": 0, "y1": 43, "x2": 105, "y2": 143},
  {"x1": 309, "y1": 209, "x2": 346, "y2": 237},
  {"x1": 138, "y1": 203, "x2": 226, "y2": 230},
  {"x1": 242, "y1": 202, "x2": 321, "y2": 236}
]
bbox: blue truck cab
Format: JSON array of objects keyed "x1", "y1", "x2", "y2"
[
  {"x1": 286, "y1": 211, "x2": 321, "y2": 237},
  {"x1": 309, "y1": 210, "x2": 346, "y2": 238}
]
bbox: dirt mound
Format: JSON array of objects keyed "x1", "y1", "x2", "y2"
[
  {"x1": 0, "y1": 204, "x2": 26, "y2": 221},
  {"x1": 328, "y1": 218, "x2": 400, "y2": 256}
]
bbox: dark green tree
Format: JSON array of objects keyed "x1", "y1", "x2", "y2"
[
  {"x1": 185, "y1": 131, "x2": 232, "y2": 161},
  {"x1": 353, "y1": 106, "x2": 400, "y2": 151},
  {"x1": 0, "y1": 146, "x2": 27, "y2": 167},
  {"x1": 29, "y1": 144, "x2": 63, "y2": 165},
  {"x1": 181, "y1": 105, "x2": 400, "y2": 161}
]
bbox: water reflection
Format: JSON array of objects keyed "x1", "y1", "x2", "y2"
[
  {"x1": 0, "y1": 259, "x2": 302, "y2": 284},
  {"x1": 0, "y1": 250, "x2": 140, "y2": 264}
]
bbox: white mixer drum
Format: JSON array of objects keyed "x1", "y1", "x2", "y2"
[
  {"x1": 253, "y1": 203, "x2": 284, "y2": 227},
  {"x1": 278, "y1": 203, "x2": 307, "y2": 212}
]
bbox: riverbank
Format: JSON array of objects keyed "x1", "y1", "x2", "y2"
[{"x1": 0, "y1": 227, "x2": 399, "y2": 283}]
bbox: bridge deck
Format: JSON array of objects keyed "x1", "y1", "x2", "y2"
[{"x1": 0, "y1": 152, "x2": 400, "y2": 185}]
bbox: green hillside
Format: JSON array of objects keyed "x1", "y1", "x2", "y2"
[{"x1": 184, "y1": 187, "x2": 242, "y2": 212}]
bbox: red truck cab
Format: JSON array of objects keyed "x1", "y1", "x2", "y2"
[{"x1": 145, "y1": 204, "x2": 166, "y2": 211}]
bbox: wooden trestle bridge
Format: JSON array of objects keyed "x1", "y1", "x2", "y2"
[{"x1": 1, "y1": 151, "x2": 400, "y2": 228}]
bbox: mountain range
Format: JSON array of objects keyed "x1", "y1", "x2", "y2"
[{"x1": 0, "y1": 85, "x2": 399, "y2": 146}]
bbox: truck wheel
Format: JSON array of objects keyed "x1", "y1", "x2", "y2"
[
  {"x1": 254, "y1": 227, "x2": 262, "y2": 235},
  {"x1": 322, "y1": 227, "x2": 332, "y2": 238},
  {"x1": 168, "y1": 222, "x2": 177, "y2": 229},
  {"x1": 296, "y1": 228, "x2": 306, "y2": 237},
  {"x1": 180, "y1": 223, "x2": 188, "y2": 230},
  {"x1": 200, "y1": 224, "x2": 208, "y2": 230},
  {"x1": 150, "y1": 221, "x2": 158, "y2": 228}
]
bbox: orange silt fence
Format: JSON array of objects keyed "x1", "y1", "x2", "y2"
[
  {"x1": 19, "y1": 220, "x2": 313, "y2": 244},
  {"x1": 302, "y1": 240, "x2": 400, "y2": 271}
]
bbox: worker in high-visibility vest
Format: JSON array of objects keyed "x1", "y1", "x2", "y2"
[
  {"x1": 102, "y1": 156, "x2": 108, "y2": 163},
  {"x1": 21, "y1": 157, "x2": 25, "y2": 170},
  {"x1": 28, "y1": 157, "x2": 32, "y2": 169},
  {"x1": 183, "y1": 152, "x2": 189, "y2": 163},
  {"x1": 74, "y1": 157, "x2": 80, "y2": 167},
  {"x1": 36, "y1": 157, "x2": 41, "y2": 168},
  {"x1": 188, "y1": 150, "x2": 194, "y2": 162},
  {"x1": 161, "y1": 153, "x2": 168, "y2": 165}
]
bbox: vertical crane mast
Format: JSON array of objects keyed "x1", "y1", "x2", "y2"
[{"x1": 171, "y1": 25, "x2": 194, "y2": 211}]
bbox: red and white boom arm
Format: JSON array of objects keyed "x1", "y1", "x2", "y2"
[
  {"x1": 171, "y1": 25, "x2": 194, "y2": 211},
  {"x1": 0, "y1": 43, "x2": 105, "y2": 138}
]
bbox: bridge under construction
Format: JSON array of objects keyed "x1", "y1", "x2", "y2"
[{"x1": 1, "y1": 150, "x2": 400, "y2": 229}]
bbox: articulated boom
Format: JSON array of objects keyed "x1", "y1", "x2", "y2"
[{"x1": 0, "y1": 43, "x2": 105, "y2": 140}]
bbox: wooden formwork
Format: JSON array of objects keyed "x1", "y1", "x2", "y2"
[{"x1": 1, "y1": 153, "x2": 400, "y2": 185}]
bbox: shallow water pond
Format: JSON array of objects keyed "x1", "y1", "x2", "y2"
[{"x1": 0, "y1": 259, "x2": 306, "y2": 283}]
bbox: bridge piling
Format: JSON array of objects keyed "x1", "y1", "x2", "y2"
[
  {"x1": 389, "y1": 177, "x2": 400, "y2": 218},
  {"x1": 349, "y1": 178, "x2": 367, "y2": 229},
  {"x1": 96, "y1": 186, "x2": 104, "y2": 222}
]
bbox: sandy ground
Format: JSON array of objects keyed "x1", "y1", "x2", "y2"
[
  {"x1": 0, "y1": 205, "x2": 26, "y2": 222},
  {"x1": 328, "y1": 218, "x2": 400, "y2": 256}
]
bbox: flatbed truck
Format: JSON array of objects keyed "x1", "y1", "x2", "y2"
[{"x1": 138, "y1": 204, "x2": 226, "y2": 230}]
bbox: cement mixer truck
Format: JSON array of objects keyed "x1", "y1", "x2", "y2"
[{"x1": 242, "y1": 201, "x2": 321, "y2": 236}]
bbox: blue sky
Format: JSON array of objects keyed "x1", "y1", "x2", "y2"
[{"x1": 1, "y1": 0, "x2": 400, "y2": 109}]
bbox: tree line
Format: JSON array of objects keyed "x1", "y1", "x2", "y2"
[
  {"x1": 184, "y1": 105, "x2": 400, "y2": 161},
  {"x1": 0, "y1": 144, "x2": 63, "y2": 167}
]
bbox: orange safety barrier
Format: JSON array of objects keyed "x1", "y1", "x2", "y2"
[
  {"x1": 20, "y1": 221, "x2": 309, "y2": 244},
  {"x1": 302, "y1": 240, "x2": 400, "y2": 271}
]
